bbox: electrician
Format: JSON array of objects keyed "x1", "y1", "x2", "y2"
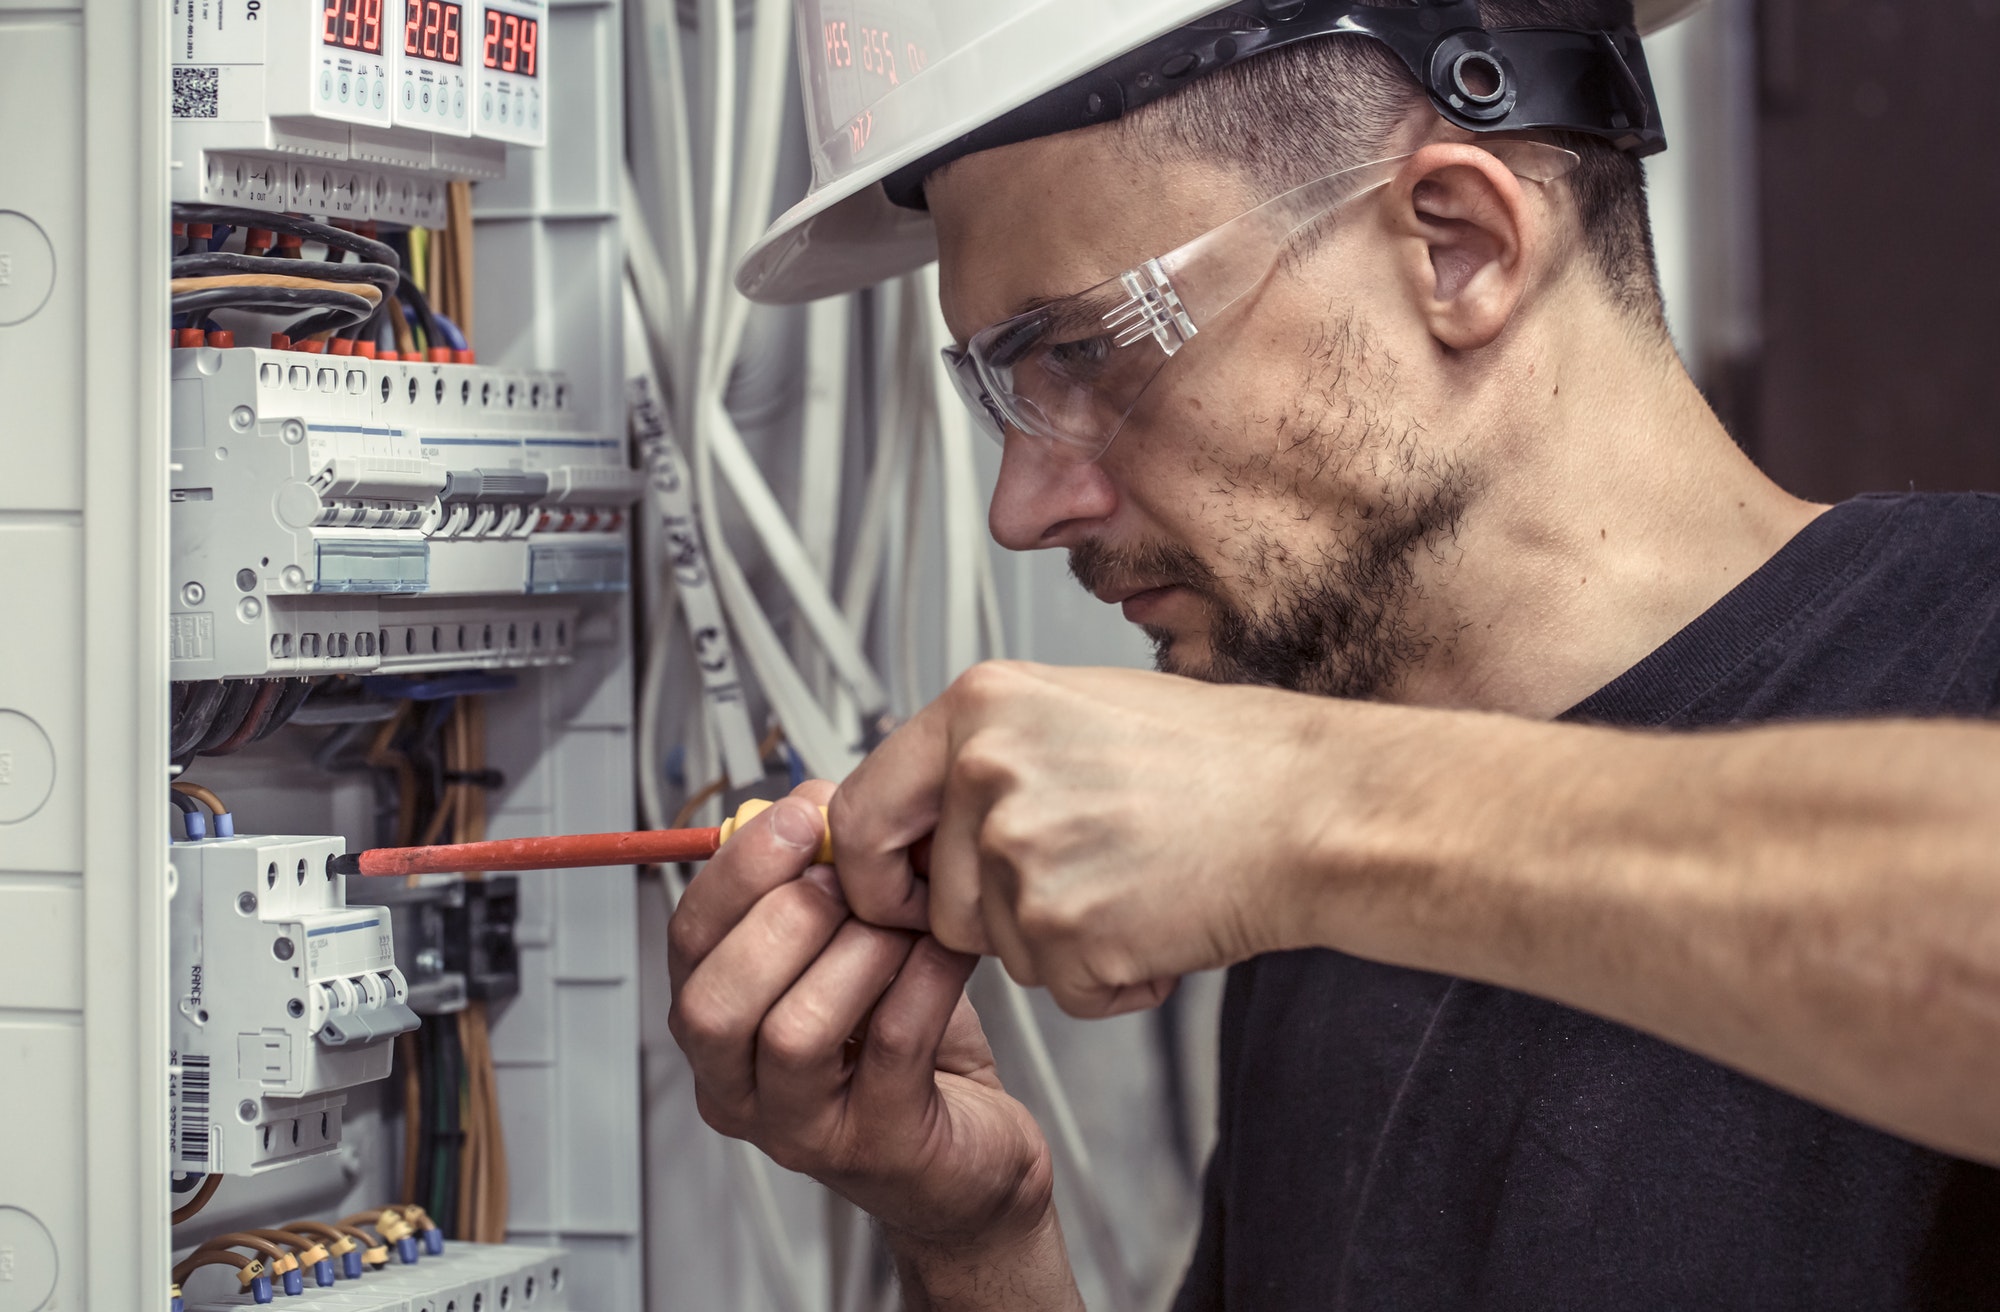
[{"x1": 668, "y1": 1, "x2": 2000, "y2": 1307}]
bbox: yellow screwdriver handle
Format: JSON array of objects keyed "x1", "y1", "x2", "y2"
[{"x1": 716, "y1": 799, "x2": 835, "y2": 865}]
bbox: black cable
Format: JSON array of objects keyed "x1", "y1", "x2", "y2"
[
  {"x1": 192, "y1": 680, "x2": 263, "y2": 755},
  {"x1": 398, "y1": 272, "x2": 443, "y2": 356},
  {"x1": 172, "y1": 251, "x2": 398, "y2": 302},
  {"x1": 252, "y1": 677, "x2": 319, "y2": 743},
  {"x1": 171, "y1": 682, "x2": 230, "y2": 759},
  {"x1": 171, "y1": 286, "x2": 376, "y2": 332},
  {"x1": 170, "y1": 204, "x2": 400, "y2": 270}
]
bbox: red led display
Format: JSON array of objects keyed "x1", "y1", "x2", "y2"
[
  {"x1": 321, "y1": 0, "x2": 385, "y2": 53},
  {"x1": 403, "y1": 0, "x2": 463, "y2": 63},
  {"x1": 482, "y1": 9, "x2": 539, "y2": 78}
]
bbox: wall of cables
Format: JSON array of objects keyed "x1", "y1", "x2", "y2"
[{"x1": 618, "y1": 0, "x2": 1217, "y2": 1306}]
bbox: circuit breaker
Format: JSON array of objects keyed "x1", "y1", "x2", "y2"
[
  {"x1": 169, "y1": 345, "x2": 644, "y2": 681},
  {"x1": 169, "y1": 834, "x2": 420, "y2": 1177}
]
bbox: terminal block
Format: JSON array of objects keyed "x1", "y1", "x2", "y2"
[
  {"x1": 178, "y1": 1239, "x2": 569, "y2": 1311},
  {"x1": 170, "y1": 346, "x2": 645, "y2": 681},
  {"x1": 169, "y1": 835, "x2": 421, "y2": 1177}
]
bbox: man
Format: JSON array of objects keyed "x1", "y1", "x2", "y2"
[{"x1": 671, "y1": 0, "x2": 2000, "y2": 1306}]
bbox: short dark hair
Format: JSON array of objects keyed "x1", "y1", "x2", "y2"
[{"x1": 1121, "y1": 0, "x2": 1665, "y2": 321}]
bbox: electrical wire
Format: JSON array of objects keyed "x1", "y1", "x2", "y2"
[
  {"x1": 170, "y1": 284, "x2": 377, "y2": 331},
  {"x1": 171, "y1": 204, "x2": 401, "y2": 269},
  {"x1": 205, "y1": 679, "x2": 284, "y2": 756},
  {"x1": 170, "y1": 251, "x2": 398, "y2": 302},
  {"x1": 171, "y1": 1172, "x2": 223, "y2": 1225}
]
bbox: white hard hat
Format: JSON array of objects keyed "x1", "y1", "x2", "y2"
[{"x1": 737, "y1": 0, "x2": 1711, "y2": 304}]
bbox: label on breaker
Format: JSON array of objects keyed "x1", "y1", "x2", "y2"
[
  {"x1": 172, "y1": 0, "x2": 269, "y2": 122},
  {"x1": 303, "y1": 911, "x2": 394, "y2": 976},
  {"x1": 171, "y1": 1051, "x2": 214, "y2": 1170}
]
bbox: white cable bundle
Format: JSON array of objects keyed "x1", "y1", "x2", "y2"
[{"x1": 623, "y1": 0, "x2": 1140, "y2": 1306}]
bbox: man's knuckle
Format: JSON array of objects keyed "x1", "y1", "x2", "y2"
[{"x1": 760, "y1": 1010, "x2": 827, "y2": 1070}]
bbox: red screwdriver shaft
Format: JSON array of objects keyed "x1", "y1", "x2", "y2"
[{"x1": 328, "y1": 827, "x2": 725, "y2": 878}]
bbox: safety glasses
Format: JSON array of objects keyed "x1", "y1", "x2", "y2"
[{"x1": 941, "y1": 140, "x2": 1580, "y2": 463}]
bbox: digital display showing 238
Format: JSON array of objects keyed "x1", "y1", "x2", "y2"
[{"x1": 322, "y1": 0, "x2": 386, "y2": 53}]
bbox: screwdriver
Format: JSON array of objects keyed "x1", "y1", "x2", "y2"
[{"x1": 325, "y1": 799, "x2": 833, "y2": 878}]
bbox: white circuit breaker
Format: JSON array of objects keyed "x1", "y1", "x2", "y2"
[
  {"x1": 169, "y1": 834, "x2": 420, "y2": 1178},
  {"x1": 169, "y1": 345, "x2": 644, "y2": 681},
  {"x1": 169, "y1": 0, "x2": 539, "y2": 215}
]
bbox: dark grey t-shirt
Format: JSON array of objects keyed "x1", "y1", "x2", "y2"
[{"x1": 1173, "y1": 493, "x2": 2000, "y2": 1311}]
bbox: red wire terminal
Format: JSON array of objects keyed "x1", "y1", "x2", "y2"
[{"x1": 206, "y1": 329, "x2": 236, "y2": 349}]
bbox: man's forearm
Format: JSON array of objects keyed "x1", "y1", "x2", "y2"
[
  {"x1": 1300, "y1": 708, "x2": 2000, "y2": 1165},
  {"x1": 889, "y1": 1206, "x2": 1084, "y2": 1312}
]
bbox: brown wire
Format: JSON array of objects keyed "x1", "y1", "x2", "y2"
[
  {"x1": 245, "y1": 1228, "x2": 322, "y2": 1257},
  {"x1": 195, "y1": 1232, "x2": 289, "y2": 1265},
  {"x1": 278, "y1": 1220, "x2": 348, "y2": 1246},
  {"x1": 170, "y1": 1249, "x2": 256, "y2": 1287},
  {"x1": 171, "y1": 1172, "x2": 223, "y2": 1225},
  {"x1": 170, "y1": 273, "x2": 385, "y2": 303},
  {"x1": 399, "y1": 1031, "x2": 423, "y2": 1207},
  {"x1": 170, "y1": 780, "x2": 228, "y2": 819},
  {"x1": 456, "y1": 1008, "x2": 479, "y2": 1241}
]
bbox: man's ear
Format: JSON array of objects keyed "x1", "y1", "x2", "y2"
[{"x1": 1383, "y1": 143, "x2": 1537, "y2": 352}]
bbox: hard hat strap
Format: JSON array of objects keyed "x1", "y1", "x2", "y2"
[{"x1": 881, "y1": 0, "x2": 1664, "y2": 211}]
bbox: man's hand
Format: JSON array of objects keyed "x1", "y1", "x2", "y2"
[
  {"x1": 667, "y1": 782, "x2": 1080, "y2": 1303},
  {"x1": 830, "y1": 662, "x2": 1339, "y2": 1017}
]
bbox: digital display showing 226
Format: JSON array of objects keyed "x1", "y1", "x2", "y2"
[
  {"x1": 322, "y1": 0, "x2": 386, "y2": 53},
  {"x1": 404, "y1": 0, "x2": 463, "y2": 64}
]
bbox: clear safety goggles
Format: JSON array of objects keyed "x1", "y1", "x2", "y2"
[{"x1": 941, "y1": 140, "x2": 1580, "y2": 463}]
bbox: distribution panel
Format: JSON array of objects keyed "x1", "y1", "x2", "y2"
[
  {"x1": 169, "y1": 345, "x2": 643, "y2": 682},
  {"x1": 169, "y1": 835, "x2": 419, "y2": 1178}
]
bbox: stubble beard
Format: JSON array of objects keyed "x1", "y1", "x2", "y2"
[{"x1": 1068, "y1": 320, "x2": 1472, "y2": 701}]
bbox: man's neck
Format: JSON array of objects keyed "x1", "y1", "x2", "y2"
[{"x1": 1393, "y1": 304, "x2": 1827, "y2": 719}]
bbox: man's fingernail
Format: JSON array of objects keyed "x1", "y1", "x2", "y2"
[
  {"x1": 769, "y1": 801, "x2": 822, "y2": 852},
  {"x1": 803, "y1": 865, "x2": 843, "y2": 902}
]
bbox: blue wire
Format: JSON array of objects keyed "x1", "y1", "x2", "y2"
[{"x1": 431, "y1": 311, "x2": 468, "y2": 352}]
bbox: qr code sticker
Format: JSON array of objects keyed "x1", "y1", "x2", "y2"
[{"x1": 174, "y1": 65, "x2": 220, "y2": 119}]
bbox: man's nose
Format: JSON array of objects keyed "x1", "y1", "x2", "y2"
[{"x1": 987, "y1": 434, "x2": 1119, "y2": 551}]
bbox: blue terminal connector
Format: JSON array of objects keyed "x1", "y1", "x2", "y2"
[
  {"x1": 341, "y1": 1250, "x2": 364, "y2": 1280},
  {"x1": 281, "y1": 1267, "x2": 305, "y2": 1297},
  {"x1": 421, "y1": 1227, "x2": 444, "y2": 1256},
  {"x1": 312, "y1": 1258, "x2": 336, "y2": 1287},
  {"x1": 249, "y1": 1274, "x2": 274, "y2": 1304},
  {"x1": 213, "y1": 811, "x2": 235, "y2": 838},
  {"x1": 395, "y1": 1235, "x2": 420, "y2": 1265},
  {"x1": 171, "y1": 1295, "x2": 185, "y2": 1312}
]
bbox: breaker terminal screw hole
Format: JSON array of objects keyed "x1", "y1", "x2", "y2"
[
  {"x1": 262, "y1": 1124, "x2": 272, "y2": 1149},
  {"x1": 500, "y1": 1287, "x2": 511, "y2": 1309},
  {"x1": 435, "y1": 379, "x2": 445, "y2": 403},
  {"x1": 473, "y1": 1294, "x2": 483, "y2": 1311},
  {"x1": 321, "y1": 1112, "x2": 329, "y2": 1137},
  {"x1": 550, "y1": 1267, "x2": 562, "y2": 1291},
  {"x1": 290, "y1": 1118, "x2": 300, "y2": 1144},
  {"x1": 381, "y1": 376, "x2": 393, "y2": 402},
  {"x1": 297, "y1": 859, "x2": 308, "y2": 885},
  {"x1": 274, "y1": 936, "x2": 296, "y2": 961},
  {"x1": 524, "y1": 1277, "x2": 536, "y2": 1302},
  {"x1": 196, "y1": 1009, "x2": 209, "y2": 1024},
  {"x1": 238, "y1": 1099, "x2": 258, "y2": 1123},
  {"x1": 287, "y1": 998, "x2": 305, "y2": 1017},
  {"x1": 236, "y1": 568, "x2": 258, "y2": 592},
  {"x1": 266, "y1": 862, "x2": 278, "y2": 889},
  {"x1": 408, "y1": 378, "x2": 419, "y2": 403},
  {"x1": 461, "y1": 380, "x2": 471, "y2": 404},
  {"x1": 239, "y1": 891, "x2": 259, "y2": 914},
  {"x1": 325, "y1": 854, "x2": 338, "y2": 880}
]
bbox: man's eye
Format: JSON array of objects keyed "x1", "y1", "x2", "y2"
[{"x1": 1045, "y1": 335, "x2": 1113, "y2": 377}]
